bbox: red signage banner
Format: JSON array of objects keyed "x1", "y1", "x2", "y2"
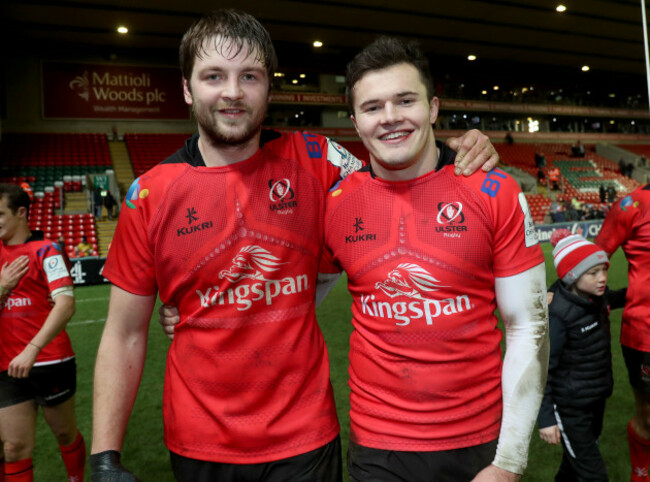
[{"x1": 42, "y1": 62, "x2": 190, "y2": 120}]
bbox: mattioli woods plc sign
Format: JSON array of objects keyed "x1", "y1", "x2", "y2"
[{"x1": 42, "y1": 62, "x2": 190, "y2": 120}]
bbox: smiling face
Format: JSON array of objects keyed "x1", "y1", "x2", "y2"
[
  {"x1": 183, "y1": 35, "x2": 270, "y2": 152},
  {"x1": 572, "y1": 263, "x2": 608, "y2": 298},
  {"x1": 351, "y1": 62, "x2": 439, "y2": 181}
]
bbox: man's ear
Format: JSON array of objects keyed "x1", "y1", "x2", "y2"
[
  {"x1": 429, "y1": 97, "x2": 440, "y2": 125},
  {"x1": 350, "y1": 114, "x2": 360, "y2": 137},
  {"x1": 16, "y1": 206, "x2": 28, "y2": 220},
  {"x1": 182, "y1": 78, "x2": 193, "y2": 105}
]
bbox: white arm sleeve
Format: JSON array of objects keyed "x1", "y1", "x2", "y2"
[
  {"x1": 316, "y1": 272, "x2": 342, "y2": 308},
  {"x1": 493, "y1": 262, "x2": 549, "y2": 474}
]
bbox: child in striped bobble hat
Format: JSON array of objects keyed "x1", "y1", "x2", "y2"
[{"x1": 537, "y1": 229, "x2": 626, "y2": 481}]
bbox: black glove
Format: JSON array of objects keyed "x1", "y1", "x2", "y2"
[{"x1": 90, "y1": 451, "x2": 138, "y2": 482}]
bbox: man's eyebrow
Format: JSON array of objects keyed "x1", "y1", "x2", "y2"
[
  {"x1": 358, "y1": 90, "x2": 420, "y2": 109},
  {"x1": 395, "y1": 90, "x2": 419, "y2": 98}
]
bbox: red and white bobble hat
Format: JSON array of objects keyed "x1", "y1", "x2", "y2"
[{"x1": 551, "y1": 229, "x2": 609, "y2": 285}]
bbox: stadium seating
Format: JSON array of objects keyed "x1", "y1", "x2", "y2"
[
  {"x1": 124, "y1": 133, "x2": 188, "y2": 176},
  {"x1": 0, "y1": 133, "x2": 111, "y2": 193},
  {"x1": 28, "y1": 213, "x2": 99, "y2": 257}
]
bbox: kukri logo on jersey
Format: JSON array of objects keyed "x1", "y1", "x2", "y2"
[
  {"x1": 196, "y1": 245, "x2": 308, "y2": 311},
  {"x1": 363, "y1": 263, "x2": 473, "y2": 326}
]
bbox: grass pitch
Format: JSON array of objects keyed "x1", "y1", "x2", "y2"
[{"x1": 32, "y1": 244, "x2": 631, "y2": 480}]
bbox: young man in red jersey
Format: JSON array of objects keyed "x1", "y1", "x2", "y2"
[
  {"x1": 595, "y1": 186, "x2": 650, "y2": 481},
  {"x1": 317, "y1": 37, "x2": 548, "y2": 481},
  {"x1": 0, "y1": 183, "x2": 85, "y2": 482},
  {"x1": 92, "y1": 10, "x2": 500, "y2": 482}
]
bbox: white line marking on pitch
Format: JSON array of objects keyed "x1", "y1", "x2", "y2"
[
  {"x1": 69, "y1": 318, "x2": 106, "y2": 326},
  {"x1": 75, "y1": 297, "x2": 109, "y2": 304}
]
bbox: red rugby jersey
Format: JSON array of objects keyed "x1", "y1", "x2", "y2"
[
  {"x1": 0, "y1": 233, "x2": 74, "y2": 371},
  {"x1": 322, "y1": 155, "x2": 544, "y2": 451},
  {"x1": 595, "y1": 184, "x2": 650, "y2": 351},
  {"x1": 103, "y1": 130, "x2": 361, "y2": 463}
]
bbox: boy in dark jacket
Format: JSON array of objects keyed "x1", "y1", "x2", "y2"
[{"x1": 538, "y1": 229, "x2": 626, "y2": 481}]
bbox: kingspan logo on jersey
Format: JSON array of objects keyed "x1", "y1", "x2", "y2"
[
  {"x1": 268, "y1": 178, "x2": 297, "y2": 214},
  {"x1": 435, "y1": 202, "x2": 467, "y2": 238},
  {"x1": 196, "y1": 245, "x2": 308, "y2": 311},
  {"x1": 363, "y1": 263, "x2": 472, "y2": 326},
  {"x1": 3, "y1": 296, "x2": 33, "y2": 310}
]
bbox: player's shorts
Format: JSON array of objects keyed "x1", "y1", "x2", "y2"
[
  {"x1": 0, "y1": 358, "x2": 77, "y2": 408},
  {"x1": 347, "y1": 439, "x2": 498, "y2": 482},
  {"x1": 169, "y1": 435, "x2": 342, "y2": 482},
  {"x1": 622, "y1": 345, "x2": 650, "y2": 394}
]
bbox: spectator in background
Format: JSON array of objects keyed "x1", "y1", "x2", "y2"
[
  {"x1": 599, "y1": 184, "x2": 607, "y2": 203},
  {"x1": 505, "y1": 131, "x2": 514, "y2": 145},
  {"x1": 571, "y1": 197, "x2": 585, "y2": 220},
  {"x1": 572, "y1": 140, "x2": 585, "y2": 157},
  {"x1": 550, "y1": 200, "x2": 567, "y2": 223},
  {"x1": 75, "y1": 236, "x2": 92, "y2": 258},
  {"x1": 56, "y1": 235, "x2": 65, "y2": 252},
  {"x1": 607, "y1": 185, "x2": 617, "y2": 203},
  {"x1": 103, "y1": 191, "x2": 116, "y2": 221},
  {"x1": 620, "y1": 158, "x2": 627, "y2": 176},
  {"x1": 537, "y1": 167, "x2": 546, "y2": 185},
  {"x1": 93, "y1": 188, "x2": 103, "y2": 221},
  {"x1": 548, "y1": 166, "x2": 561, "y2": 190},
  {"x1": 563, "y1": 198, "x2": 576, "y2": 221}
]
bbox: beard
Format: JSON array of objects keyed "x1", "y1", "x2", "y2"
[{"x1": 193, "y1": 101, "x2": 266, "y2": 147}]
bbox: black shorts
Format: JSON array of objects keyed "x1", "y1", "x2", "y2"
[
  {"x1": 0, "y1": 358, "x2": 77, "y2": 408},
  {"x1": 622, "y1": 345, "x2": 650, "y2": 394},
  {"x1": 170, "y1": 435, "x2": 341, "y2": 482},
  {"x1": 347, "y1": 439, "x2": 498, "y2": 482}
]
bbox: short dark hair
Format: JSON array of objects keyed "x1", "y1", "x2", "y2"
[
  {"x1": 179, "y1": 9, "x2": 277, "y2": 85},
  {"x1": 0, "y1": 183, "x2": 30, "y2": 218},
  {"x1": 346, "y1": 36, "x2": 434, "y2": 112}
]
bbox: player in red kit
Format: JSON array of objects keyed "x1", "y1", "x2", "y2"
[
  {"x1": 318, "y1": 37, "x2": 549, "y2": 481},
  {"x1": 595, "y1": 185, "x2": 650, "y2": 481},
  {"x1": 93, "y1": 10, "x2": 501, "y2": 482},
  {"x1": 0, "y1": 183, "x2": 85, "y2": 482}
]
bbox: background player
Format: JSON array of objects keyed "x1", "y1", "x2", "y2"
[
  {"x1": 595, "y1": 184, "x2": 650, "y2": 481},
  {"x1": 0, "y1": 183, "x2": 85, "y2": 482},
  {"x1": 92, "y1": 9, "x2": 500, "y2": 481},
  {"x1": 320, "y1": 37, "x2": 549, "y2": 481}
]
